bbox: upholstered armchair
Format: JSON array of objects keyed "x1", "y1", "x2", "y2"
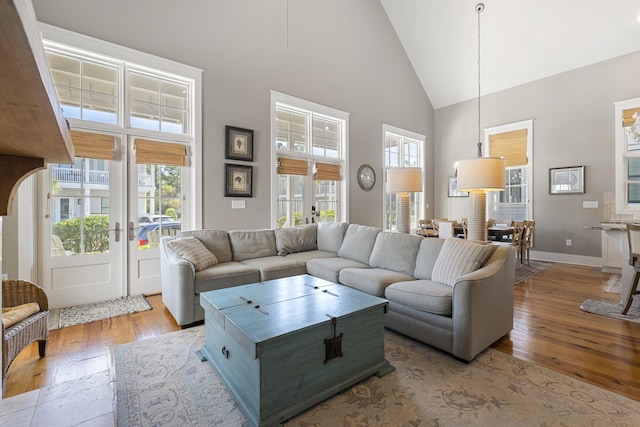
[{"x1": 2, "y1": 279, "x2": 49, "y2": 395}]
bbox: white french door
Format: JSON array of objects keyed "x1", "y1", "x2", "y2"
[
  {"x1": 127, "y1": 136, "x2": 187, "y2": 296},
  {"x1": 39, "y1": 134, "x2": 126, "y2": 308},
  {"x1": 39, "y1": 135, "x2": 190, "y2": 308}
]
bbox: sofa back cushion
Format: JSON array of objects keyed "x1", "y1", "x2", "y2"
[
  {"x1": 167, "y1": 236, "x2": 219, "y2": 271},
  {"x1": 317, "y1": 221, "x2": 349, "y2": 253},
  {"x1": 369, "y1": 232, "x2": 422, "y2": 276},
  {"x1": 273, "y1": 223, "x2": 318, "y2": 256},
  {"x1": 229, "y1": 229, "x2": 277, "y2": 261},
  {"x1": 413, "y1": 238, "x2": 445, "y2": 279},
  {"x1": 178, "y1": 229, "x2": 232, "y2": 263},
  {"x1": 337, "y1": 224, "x2": 382, "y2": 264},
  {"x1": 431, "y1": 238, "x2": 493, "y2": 286}
]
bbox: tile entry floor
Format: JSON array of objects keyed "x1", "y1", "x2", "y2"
[{"x1": 0, "y1": 371, "x2": 114, "y2": 427}]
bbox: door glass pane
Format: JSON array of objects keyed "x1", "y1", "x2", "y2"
[
  {"x1": 277, "y1": 175, "x2": 304, "y2": 227},
  {"x1": 50, "y1": 158, "x2": 111, "y2": 256},
  {"x1": 136, "y1": 164, "x2": 182, "y2": 250},
  {"x1": 314, "y1": 179, "x2": 337, "y2": 222}
]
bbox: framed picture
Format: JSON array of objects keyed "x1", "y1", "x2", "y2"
[
  {"x1": 225, "y1": 164, "x2": 253, "y2": 197},
  {"x1": 225, "y1": 125, "x2": 254, "y2": 161},
  {"x1": 448, "y1": 176, "x2": 469, "y2": 197},
  {"x1": 549, "y1": 165, "x2": 585, "y2": 194}
]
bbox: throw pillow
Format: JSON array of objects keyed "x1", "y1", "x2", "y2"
[
  {"x1": 167, "y1": 236, "x2": 219, "y2": 271},
  {"x1": 2, "y1": 302, "x2": 40, "y2": 329},
  {"x1": 273, "y1": 224, "x2": 318, "y2": 256},
  {"x1": 431, "y1": 238, "x2": 493, "y2": 286}
]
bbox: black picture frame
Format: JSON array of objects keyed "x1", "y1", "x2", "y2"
[
  {"x1": 448, "y1": 176, "x2": 469, "y2": 197},
  {"x1": 225, "y1": 164, "x2": 253, "y2": 197},
  {"x1": 225, "y1": 125, "x2": 254, "y2": 161},
  {"x1": 549, "y1": 165, "x2": 585, "y2": 194}
]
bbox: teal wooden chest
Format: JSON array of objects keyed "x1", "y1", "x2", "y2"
[{"x1": 199, "y1": 274, "x2": 393, "y2": 426}]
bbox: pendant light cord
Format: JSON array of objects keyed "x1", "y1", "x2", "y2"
[{"x1": 476, "y1": 3, "x2": 484, "y2": 158}]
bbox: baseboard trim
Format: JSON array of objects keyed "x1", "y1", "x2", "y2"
[{"x1": 530, "y1": 250, "x2": 601, "y2": 268}]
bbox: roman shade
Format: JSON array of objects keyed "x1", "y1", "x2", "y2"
[
  {"x1": 134, "y1": 139, "x2": 187, "y2": 166},
  {"x1": 314, "y1": 162, "x2": 341, "y2": 180},
  {"x1": 623, "y1": 108, "x2": 640, "y2": 127},
  {"x1": 277, "y1": 157, "x2": 308, "y2": 176},
  {"x1": 70, "y1": 130, "x2": 115, "y2": 160},
  {"x1": 489, "y1": 129, "x2": 527, "y2": 167}
]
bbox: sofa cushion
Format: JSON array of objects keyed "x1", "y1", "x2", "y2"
[
  {"x1": 369, "y1": 232, "x2": 422, "y2": 276},
  {"x1": 337, "y1": 224, "x2": 382, "y2": 264},
  {"x1": 194, "y1": 262, "x2": 260, "y2": 294},
  {"x1": 178, "y1": 229, "x2": 232, "y2": 263},
  {"x1": 273, "y1": 223, "x2": 317, "y2": 256},
  {"x1": 167, "y1": 236, "x2": 219, "y2": 271},
  {"x1": 413, "y1": 238, "x2": 445, "y2": 280},
  {"x1": 385, "y1": 280, "x2": 453, "y2": 316},
  {"x1": 229, "y1": 229, "x2": 277, "y2": 261},
  {"x1": 431, "y1": 238, "x2": 493, "y2": 286},
  {"x1": 2, "y1": 302, "x2": 40, "y2": 328},
  {"x1": 317, "y1": 222, "x2": 349, "y2": 253},
  {"x1": 306, "y1": 257, "x2": 369, "y2": 284},
  {"x1": 339, "y1": 268, "x2": 414, "y2": 297},
  {"x1": 241, "y1": 256, "x2": 306, "y2": 281}
]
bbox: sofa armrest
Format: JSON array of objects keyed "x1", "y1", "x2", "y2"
[
  {"x1": 450, "y1": 245, "x2": 515, "y2": 361},
  {"x1": 160, "y1": 236, "x2": 198, "y2": 325}
]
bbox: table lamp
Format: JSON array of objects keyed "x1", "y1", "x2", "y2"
[{"x1": 387, "y1": 167, "x2": 422, "y2": 234}]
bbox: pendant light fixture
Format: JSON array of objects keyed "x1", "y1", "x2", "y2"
[{"x1": 456, "y1": 2, "x2": 506, "y2": 242}]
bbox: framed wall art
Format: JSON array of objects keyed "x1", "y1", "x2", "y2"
[
  {"x1": 225, "y1": 164, "x2": 253, "y2": 197},
  {"x1": 549, "y1": 165, "x2": 585, "y2": 194},
  {"x1": 225, "y1": 125, "x2": 254, "y2": 161},
  {"x1": 448, "y1": 176, "x2": 469, "y2": 197}
]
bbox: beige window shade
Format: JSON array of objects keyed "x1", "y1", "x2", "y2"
[
  {"x1": 134, "y1": 139, "x2": 187, "y2": 166},
  {"x1": 277, "y1": 157, "x2": 308, "y2": 175},
  {"x1": 623, "y1": 108, "x2": 640, "y2": 127},
  {"x1": 70, "y1": 130, "x2": 115, "y2": 160},
  {"x1": 315, "y1": 162, "x2": 341, "y2": 180},
  {"x1": 489, "y1": 129, "x2": 528, "y2": 167}
]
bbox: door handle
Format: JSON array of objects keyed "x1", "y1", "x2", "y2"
[
  {"x1": 128, "y1": 221, "x2": 136, "y2": 241},
  {"x1": 108, "y1": 222, "x2": 121, "y2": 242}
]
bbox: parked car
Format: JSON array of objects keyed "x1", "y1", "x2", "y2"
[
  {"x1": 138, "y1": 220, "x2": 181, "y2": 246},
  {"x1": 138, "y1": 214, "x2": 174, "y2": 224}
]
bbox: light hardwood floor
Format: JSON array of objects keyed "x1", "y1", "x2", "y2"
[{"x1": 4, "y1": 263, "x2": 640, "y2": 402}]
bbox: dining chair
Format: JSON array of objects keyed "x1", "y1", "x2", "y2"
[
  {"x1": 520, "y1": 220, "x2": 535, "y2": 265},
  {"x1": 622, "y1": 223, "x2": 640, "y2": 314},
  {"x1": 510, "y1": 221, "x2": 525, "y2": 262}
]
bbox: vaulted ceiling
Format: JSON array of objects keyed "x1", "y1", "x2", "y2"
[{"x1": 380, "y1": 0, "x2": 640, "y2": 109}]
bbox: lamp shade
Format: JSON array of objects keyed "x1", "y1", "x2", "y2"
[
  {"x1": 457, "y1": 157, "x2": 506, "y2": 191},
  {"x1": 387, "y1": 167, "x2": 422, "y2": 193}
]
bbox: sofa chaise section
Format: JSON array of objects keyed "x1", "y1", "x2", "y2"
[{"x1": 384, "y1": 238, "x2": 515, "y2": 361}]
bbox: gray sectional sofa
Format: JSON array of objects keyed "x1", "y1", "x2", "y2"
[{"x1": 160, "y1": 222, "x2": 515, "y2": 361}]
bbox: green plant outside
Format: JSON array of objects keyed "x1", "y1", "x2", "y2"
[{"x1": 52, "y1": 215, "x2": 110, "y2": 254}]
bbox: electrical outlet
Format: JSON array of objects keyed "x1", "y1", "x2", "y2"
[
  {"x1": 583, "y1": 201, "x2": 598, "y2": 208},
  {"x1": 231, "y1": 200, "x2": 245, "y2": 209},
  {"x1": 565, "y1": 239, "x2": 572, "y2": 247}
]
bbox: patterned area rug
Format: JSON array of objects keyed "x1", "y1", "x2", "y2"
[
  {"x1": 49, "y1": 295, "x2": 152, "y2": 330},
  {"x1": 514, "y1": 259, "x2": 553, "y2": 284},
  {"x1": 580, "y1": 299, "x2": 640, "y2": 323},
  {"x1": 115, "y1": 326, "x2": 640, "y2": 426}
]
